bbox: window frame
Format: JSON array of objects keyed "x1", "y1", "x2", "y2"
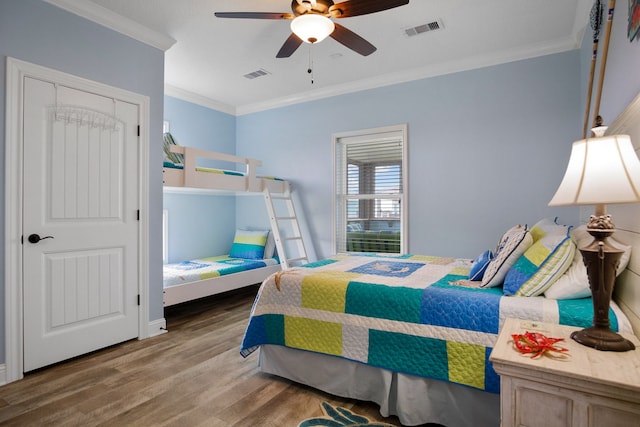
[{"x1": 332, "y1": 124, "x2": 408, "y2": 255}]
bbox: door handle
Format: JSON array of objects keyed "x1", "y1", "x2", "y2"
[{"x1": 28, "y1": 234, "x2": 54, "y2": 244}]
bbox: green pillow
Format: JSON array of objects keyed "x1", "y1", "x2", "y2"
[
  {"x1": 229, "y1": 229, "x2": 269, "y2": 260},
  {"x1": 503, "y1": 219, "x2": 575, "y2": 297}
]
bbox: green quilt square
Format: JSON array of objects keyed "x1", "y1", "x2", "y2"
[{"x1": 369, "y1": 330, "x2": 448, "y2": 380}]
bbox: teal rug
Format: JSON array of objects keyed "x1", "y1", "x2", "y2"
[{"x1": 298, "y1": 402, "x2": 396, "y2": 427}]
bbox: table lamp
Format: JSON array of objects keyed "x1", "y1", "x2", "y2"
[{"x1": 549, "y1": 127, "x2": 640, "y2": 351}]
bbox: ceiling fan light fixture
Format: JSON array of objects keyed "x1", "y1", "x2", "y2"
[{"x1": 290, "y1": 14, "x2": 335, "y2": 44}]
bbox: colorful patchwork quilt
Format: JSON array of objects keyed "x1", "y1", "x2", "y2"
[
  {"x1": 240, "y1": 254, "x2": 632, "y2": 394},
  {"x1": 163, "y1": 255, "x2": 279, "y2": 288}
]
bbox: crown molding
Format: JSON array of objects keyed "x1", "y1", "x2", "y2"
[
  {"x1": 43, "y1": 0, "x2": 588, "y2": 117},
  {"x1": 169, "y1": 33, "x2": 581, "y2": 117},
  {"x1": 164, "y1": 84, "x2": 236, "y2": 116},
  {"x1": 44, "y1": 0, "x2": 176, "y2": 51},
  {"x1": 235, "y1": 35, "x2": 581, "y2": 115}
]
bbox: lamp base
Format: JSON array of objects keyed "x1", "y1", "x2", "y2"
[
  {"x1": 575, "y1": 215, "x2": 635, "y2": 352},
  {"x1": 571, "y1": 326, "x2": 636, "y2": 352}
]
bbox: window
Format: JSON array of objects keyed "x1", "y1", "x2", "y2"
[{"x1": 334, "y1": 125, "x2": 407, "y2": 254}]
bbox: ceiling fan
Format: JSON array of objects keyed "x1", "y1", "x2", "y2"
[{"x1": 215, "y1": 0, "x2": 410, "y2": 58}]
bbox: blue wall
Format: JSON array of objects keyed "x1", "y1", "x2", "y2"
[
  {"x1": 236, "y1": 52, "x2": 583, "y2": 260},
  {"x1": 0, "y1": 0, "x2": 166, "y2": 363},
  {"x1": 590, "y1": 1, "x2": 640, "y2": 125},
  {"x1": 163, "y1": 96, "x2": 240, "y2": 262}
]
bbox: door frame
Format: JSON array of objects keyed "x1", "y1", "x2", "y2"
[{"x1": 4, "y1": 57, "x2": 151, "y2": 383}]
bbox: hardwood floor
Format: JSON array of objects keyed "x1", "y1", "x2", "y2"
[{"x1": 0, "y1": 285, "x2": 406, "y2": 426}]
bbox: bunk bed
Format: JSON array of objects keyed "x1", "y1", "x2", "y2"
[
  {"x1": 162, "y1": 135, "x2": 289, "y2": 306},
  {"x1": 162, "y1": 141, "x2": 288, "y2": 194},
  {"x1": 239, "y1": 93, "x2": 640, "y2": 426}
]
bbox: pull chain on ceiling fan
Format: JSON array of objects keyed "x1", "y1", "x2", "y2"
[{"x1": 214, "y1": 0, "x2": 410, "y2": 58}]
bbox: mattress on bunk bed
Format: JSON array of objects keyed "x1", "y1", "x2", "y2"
[
  {"x1": 163, "y1": 160, "x2": 284, "y2": 182},
  {"x1": 163, "y1": 255, "x2": 279, "y2": 288},
  {"x1": 240, "y1": 253, "x2": 632, "y2": 394}
]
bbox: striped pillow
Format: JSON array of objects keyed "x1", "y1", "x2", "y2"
[
  {"x1": 503, "y1": 223, "x2": 575, "y2": 296},
  {"x1": 545, "y1": 225, "x2": 632, "y2": 299},
  {"x1": 229, "y1": 229, "x2": 270, "y2": 260},
  {"x1": 163, "y1": 132, "x2": 184, "y2": 166}
]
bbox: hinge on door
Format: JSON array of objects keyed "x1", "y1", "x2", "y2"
[
  {"x1": 137, "y1": 125, "x2": 140, "y2": 137},
  {"x1": 137, "y1": 210, "x2": 140, "y2": 221},
  {"x1": 137, "y1": 295, "x2": 141, "y2": 306}
]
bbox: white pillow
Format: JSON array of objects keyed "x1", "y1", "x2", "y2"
[
  {"x1": 482, "y1": 225, "x2": 533, "y2": 288},
  {"x1": 544, "y1": 225, "x2": 632, "y2": 300},
  {"x1": 264, "y1": 230, "x2": 276, "y2": 259}
]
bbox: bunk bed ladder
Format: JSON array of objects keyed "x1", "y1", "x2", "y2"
[{"x1": 264, "y1": 186, "x2": 309, "y2": 269}]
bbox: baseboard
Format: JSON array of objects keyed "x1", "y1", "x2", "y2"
[
  {"x1": 0, "y1": 364, "x2": 7, "y2": 386},
  {"x1": 147, "y1": 318, "x2": 168, "y2": 337}
]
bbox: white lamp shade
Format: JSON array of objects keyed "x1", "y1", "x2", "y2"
[
  {"x1": 290, "y1": 14, "x2": 335, "y2": 44},
  {"x1": 549, "y1": 134, "x2": 640, "y2": 206}
]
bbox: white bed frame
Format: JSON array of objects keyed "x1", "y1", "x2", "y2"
[
  {"x1": 163, "y1": 147, "x2": 288, "y2": 306},
  {"x1": 257, "y1": 92, "x2": 640, "y2": 426},
  {"x1": 163, "y1": 145, "x2": 288, "y2": 194},
  {"x1": 163, "y1": 263, "x2": 281, "y2": 306}
]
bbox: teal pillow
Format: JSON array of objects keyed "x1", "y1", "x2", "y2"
[
  {"x1": 469, "y1": 250, "x2": 494, "y2": 281},
  {"x1": 229, "y1": 229, "x2": 269, "y2": 260}
]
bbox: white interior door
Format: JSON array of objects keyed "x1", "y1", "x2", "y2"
[{"x1": 22, "y1": 77, "x2": 140, "y2": 372}]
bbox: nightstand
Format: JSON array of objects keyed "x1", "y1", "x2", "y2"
[{"x1": 490, "y1": 318, "x2": 640, "y2": 427}]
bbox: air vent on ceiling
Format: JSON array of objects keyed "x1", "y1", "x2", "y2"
[
  {"x1": 404, "y1": 20, "x2": 443, "y2": 37},
  {"x1": 243, "y1": 68, "x2": 271, "y2": 80}
]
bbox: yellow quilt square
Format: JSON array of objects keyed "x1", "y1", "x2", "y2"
[
  {"x1": 447, "y1": 341, "x2": 486, "y2": 390},
  {"x1": 301, "y1": 271, "x2": 358, "y2": 312},
  {"x1": 285, "y1": 316, "x2": 342, "y2": 356}
]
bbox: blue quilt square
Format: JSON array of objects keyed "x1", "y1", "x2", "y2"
[
  {"x1": 173, "y1": 261, "x2": 209, "y2": 271},
  {"x1": 348, "y1": 261, "x2": 424, "y2": 278},
  {"x1": 420, "y1": 277, "x2": 502, "y2": 334}
]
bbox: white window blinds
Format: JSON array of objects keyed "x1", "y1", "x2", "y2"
[{"x1": 334, "y1": 126, "x2": 407, "y2": 254}]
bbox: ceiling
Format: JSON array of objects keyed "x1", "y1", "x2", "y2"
[{"x1": 56, "y1": 0, "x2": 591, "y2": 114}]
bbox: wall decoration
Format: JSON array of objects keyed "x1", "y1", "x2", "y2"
[{"x1": 630, "y1": 0, "x2": 640, "y2": 41}]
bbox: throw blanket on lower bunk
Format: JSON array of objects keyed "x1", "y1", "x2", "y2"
[
  {"x1": 164, "y1": 256, "x2": 279, "y2": 288},
  {"x1": 240, "y1": 254, "x2": 632, "y2": 394}
]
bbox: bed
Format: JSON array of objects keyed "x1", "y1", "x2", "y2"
[
  {"x1": 162, "y1": 133, "x2": 289, "y2": 306},
  {"x1": 241, "y1": 251, "x2": 632, "y2": 426},
  {"x1": 162, "y1": 133, "x2": 288, "y2": 194},
  {"x1": 239, "y1": 93, "x2": 640, "y2": 427},
  {"x1": 163, "y1": 254, "x2": 281, "y2": 307}
]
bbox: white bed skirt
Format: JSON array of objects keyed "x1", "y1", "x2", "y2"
[{"x1": 259, "y1": 345, "x2": 500, "y2": 427}]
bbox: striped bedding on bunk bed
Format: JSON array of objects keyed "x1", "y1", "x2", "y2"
[
  {"x1": 240, "y1": 253, "x2": 632, "y2": 394},
  {"x1": 163, "y1": 160, "x2": 284, "y2": 182},
  {"x1": 163, "y1": 255, "x2": 279, "y2": 288},
  {"x1": 163, "y1": 132, "x2": 284, "y2": 181}
]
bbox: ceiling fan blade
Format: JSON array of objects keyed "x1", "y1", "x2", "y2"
[
  {"x1": 330, "y1": 23, "x2": 376, "y2": 56},
  {"x1": 214, "y1": 12, "x2": 294, "y2": 20},
  {"x1": 276, "y1": 33, "x2": 304, "y2": 58},
  {"x1": 329, "y1": 0, "x2": 409, "y2": 18}
]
